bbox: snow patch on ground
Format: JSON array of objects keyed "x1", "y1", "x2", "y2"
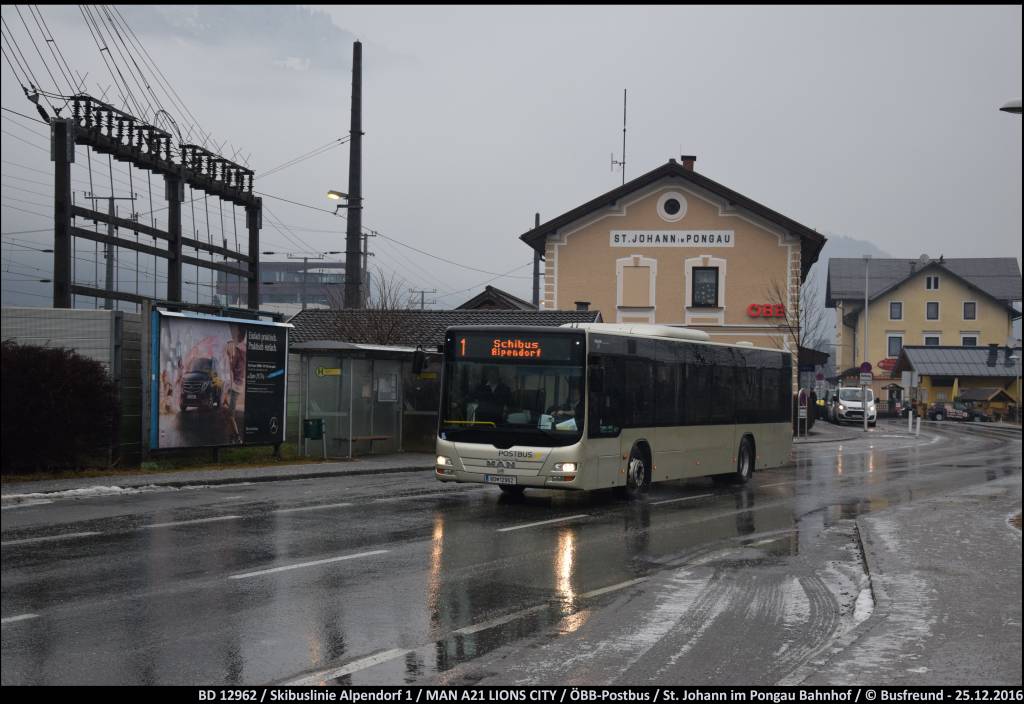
[
  {"x1": 774, "y1": 577, "x2": 812, "y2": 657},
  {"x1": 853, "y1": 587, "x2": 874, "y2": 624},
  {"x1": 2, "y1": 484, "x2": 185, "y2": 502}
]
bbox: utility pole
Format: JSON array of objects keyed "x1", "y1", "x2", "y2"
[
  {"x1": 863, "y1": 255, "x2": 871, "y2": 433},
  {"x1": 532, "y1": 212, "x2": 540, "y2": 307},
  {"x1": 344, "y1": 40, "x2": 364, "y2": 309},
  {"x1": 83, "y1": 193, "x2": 137, "y2": 310},
  {"x1": 52, "y1": 119, "x2": 73, "y2": 308},
  {"x1": 409, "y1": 288, "x2": 437, "y2": 310},
  {"x1": 360, "y1": 230, "x2": 376, "y2": 306}
]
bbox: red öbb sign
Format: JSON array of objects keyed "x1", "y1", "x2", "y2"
[{"x1": 747, "y1": 303, "x2": 786, "y2": 318}]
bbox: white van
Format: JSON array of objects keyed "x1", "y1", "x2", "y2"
[{"x1": 835, "y1": 387, "x2": 877, "y2": 427}]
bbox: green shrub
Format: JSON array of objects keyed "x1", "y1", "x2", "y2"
[{"x1": 1, "y1": 340, "x2": 119, "y2": 473}]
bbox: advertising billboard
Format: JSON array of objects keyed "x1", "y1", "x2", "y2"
[{"x1": 150, "y1": 311, "x2": 290, "y2": 449}]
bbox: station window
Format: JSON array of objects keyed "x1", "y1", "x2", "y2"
[
  {"x1": 924, "y1": 336, "x2": 940, "y2": 346},
  {"x1": 692, "y1": 267, "x2": 719, "y2": 308},
  {"x1": 926, "y1": 302, "x2": 939, "y2": 320},
  {"x1": 926, "y1": 276, "x2": 939, "y2": 290},
  {"x1": 961, "y1": 336, "x2": 977, "y2": 347},
  {"x1": 889, "y1": 302, "x2": 902, "y2": 320},
  {"x1": 963, "y1": 302, "x2": 976, "y2": 320}
]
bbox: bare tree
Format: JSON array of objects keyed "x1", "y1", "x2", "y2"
[
  {"x1": 325, "y1": 265, "x2": 415, "y2": 345},
  {"x1": 763, "y1": 269, "x2": 834, "y2": 391}
]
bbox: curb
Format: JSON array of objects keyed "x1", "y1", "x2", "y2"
[
  {"x1": 1, "y1": 464, "x2": 436, "y2": 499},
  {"x1": 794, "y1": 429, "x2": 865, "y2": 444}
]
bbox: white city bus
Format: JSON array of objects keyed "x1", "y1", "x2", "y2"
[{"x1": 434, "y1": 323, "x2": 793, "y2": 497}]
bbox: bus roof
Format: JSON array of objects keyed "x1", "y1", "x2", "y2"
[{"x1": 560, "y1": 322, "x2": 787, "y2": 355}]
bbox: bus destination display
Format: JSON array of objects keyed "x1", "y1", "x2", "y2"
[{"x1": 453, "y1": 332, "x2": 579, "y2": 362}]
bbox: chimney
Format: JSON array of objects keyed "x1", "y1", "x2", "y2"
[
  {"x1": 574, "y1": 301, "x2": 590, "y2": 312},
  {"x1": 986, "y1": 343, "x2": 998, "y2": 367},
  {"x1": 680, "y1": 155, "x2": 697, "y2": 171}
]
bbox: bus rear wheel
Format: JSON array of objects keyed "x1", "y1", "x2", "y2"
[{"x1": 735, "y1": 437, "x2": 754, "y2": 484}]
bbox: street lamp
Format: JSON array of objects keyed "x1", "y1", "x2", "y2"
[
  {"x1": 1000, "y1": 98, "x2": 1022, "y2": 115},
  {"x1": 327, "y1": 188, "x2": 369, "y2": 307}
]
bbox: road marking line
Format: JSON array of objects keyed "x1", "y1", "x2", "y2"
[
  {"x1": 758, "y1": 481, "x2": 794, "y2": 489},
  {"x1": 1, "y1": 531, "x2": 100, "y2": 547},
  {"x1": 144, "y1": 515, "x2": 240, "y2": 529},
  {"x1": 285, "y1": 648, "x2": 411, "y2": 685},
  {"x1": 1, "y1": 499, "x2": 54, "y2": 510},
  {"x1": 452, "y1": 605, "x2": 548, "y2": 635},
  {"x1": 579, "y1": 577, "x2": 648, "y2": 599},
  {"x1": 1, "y1": 613, "x2": 40, "y2": 625},
  {"x1": 273, "y1": 502, "x2": 352, "y2": 514},
  {"x1": 229, "y1": 549, "x2": 389, "y2": 580},
  {"x1": 496, "y1": 514, "x2": 589, "y2": 532},
  {"x1": 651, "y1": 493, "x2": 713, "y2": 506}
]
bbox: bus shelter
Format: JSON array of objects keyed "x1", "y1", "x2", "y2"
[{"x1": 291, "y1": 341, "x2": 441, "y2": 458}]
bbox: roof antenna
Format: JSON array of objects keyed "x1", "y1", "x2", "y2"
[{"x1": 610, "y1": 88, "x2": 627, "y2": 185}]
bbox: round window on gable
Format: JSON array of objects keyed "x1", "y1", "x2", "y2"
[{"x1": 657, "y1": 191, "x2": 687, "y2": 222}]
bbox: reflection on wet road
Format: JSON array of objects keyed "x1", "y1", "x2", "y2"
[{"x1": 1, "y1": 421, "x2": 1020, "y2": 685}]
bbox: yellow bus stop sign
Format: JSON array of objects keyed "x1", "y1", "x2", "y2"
[{"x1": 316, "y1": 367, "x2": 342, "y2": 377}]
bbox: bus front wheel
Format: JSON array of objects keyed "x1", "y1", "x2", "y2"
[{"x1": 615, "y1": 445, "x2": 650, "y2": 499}]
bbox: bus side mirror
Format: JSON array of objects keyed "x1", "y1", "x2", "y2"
[
  {"x1": 589, "y1": 365, "x2": 604, "y2": 393},
  {"x1": 412, "y1": 347, "x2": 426, "y2": 375}
]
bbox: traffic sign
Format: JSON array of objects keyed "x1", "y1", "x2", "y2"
[
  {"x1": 859, "y1": 361, "x2": 872, "y2": 373},
  {"x1": 859, "y1": 372, "x2": 873, "y2": 385},
  {"x1": 815, "y1": 372, "x2": 825, "y2": 381}
]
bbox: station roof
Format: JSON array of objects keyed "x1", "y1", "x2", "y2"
[{"x1": 517, "y1": 159, "x2": 827, "y2": 279}]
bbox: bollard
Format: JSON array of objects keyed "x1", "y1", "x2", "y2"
[
  {"x1": 915, "y1": 416, "x2": 921, "y2": 436},
  {"x1": 908, "y1": 409, "x2": 913, "y2": 432}
]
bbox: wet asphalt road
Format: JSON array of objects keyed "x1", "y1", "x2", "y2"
[{"x1": 1, "y1": 421, "x2": 1020, "y2": 685}]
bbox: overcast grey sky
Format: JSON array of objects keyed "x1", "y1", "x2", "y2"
[{"x1": 2, "y1": 5, "x2": 1020, "y2": 309}]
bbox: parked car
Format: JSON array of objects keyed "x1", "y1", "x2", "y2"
[
  {"x1": 179, "y1": 357, "x2": 222, "y2": 411},
  {"x1": 928, "y1": 401, "x2": 993, "y2": 422},
  {"x1": 926, "y1": 402, "x2": 973, "y2": 422},
  {"x1": 834, "y1": 387, "x2": 877, "y2": 427}
]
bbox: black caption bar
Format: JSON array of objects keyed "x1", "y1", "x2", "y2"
[
  {"x1": 188, "y1": 687, "x2": 1018, "y2": 704},
  {"x1": 5, "y1": 686, "x2": 1021, "y2": 702}
]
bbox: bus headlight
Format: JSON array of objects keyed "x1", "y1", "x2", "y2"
[
  {"x1": 554, "y1": 462, "x2": 577, "y2": 473},
  {"x1": 838, "y1": 404, "x2": 846, "y2": 411},
  {"x1": 436, "y1": 456, "x2": 455, "y2": 474}
]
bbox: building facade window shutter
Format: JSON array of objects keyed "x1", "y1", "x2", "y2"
[{"x1": 621, "y1": 265, "x2": 652, "y2": 307}]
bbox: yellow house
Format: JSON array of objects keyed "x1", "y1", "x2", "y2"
[
  {"x1": 518, "y1": 157, "x2": 827, "y2": 386},
  {"x1": 826, "y1": 256, "x2": 1022, "y2": 399},
  {"x1": 893, "y1": 344, "x2": 1022, "y2": 421}
]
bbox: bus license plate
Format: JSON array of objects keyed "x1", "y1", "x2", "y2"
[{"x1": 485, "y1": 474, "x2": 516, "y2": 486}]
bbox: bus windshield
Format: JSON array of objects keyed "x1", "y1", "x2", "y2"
[{"x1": 440, "y1": 330, "x2": 585, "y2": 447}]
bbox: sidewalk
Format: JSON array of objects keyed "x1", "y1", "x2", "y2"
[
  {"x1": 793, "y1": 419, "x2": 865, "y2": 444},
  {"x1": 1, "y1": 452, "x2": 436, "y2": 499},
  {"x1": 803, "y1": 473, "x2": 1023, "y2": 685}
]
